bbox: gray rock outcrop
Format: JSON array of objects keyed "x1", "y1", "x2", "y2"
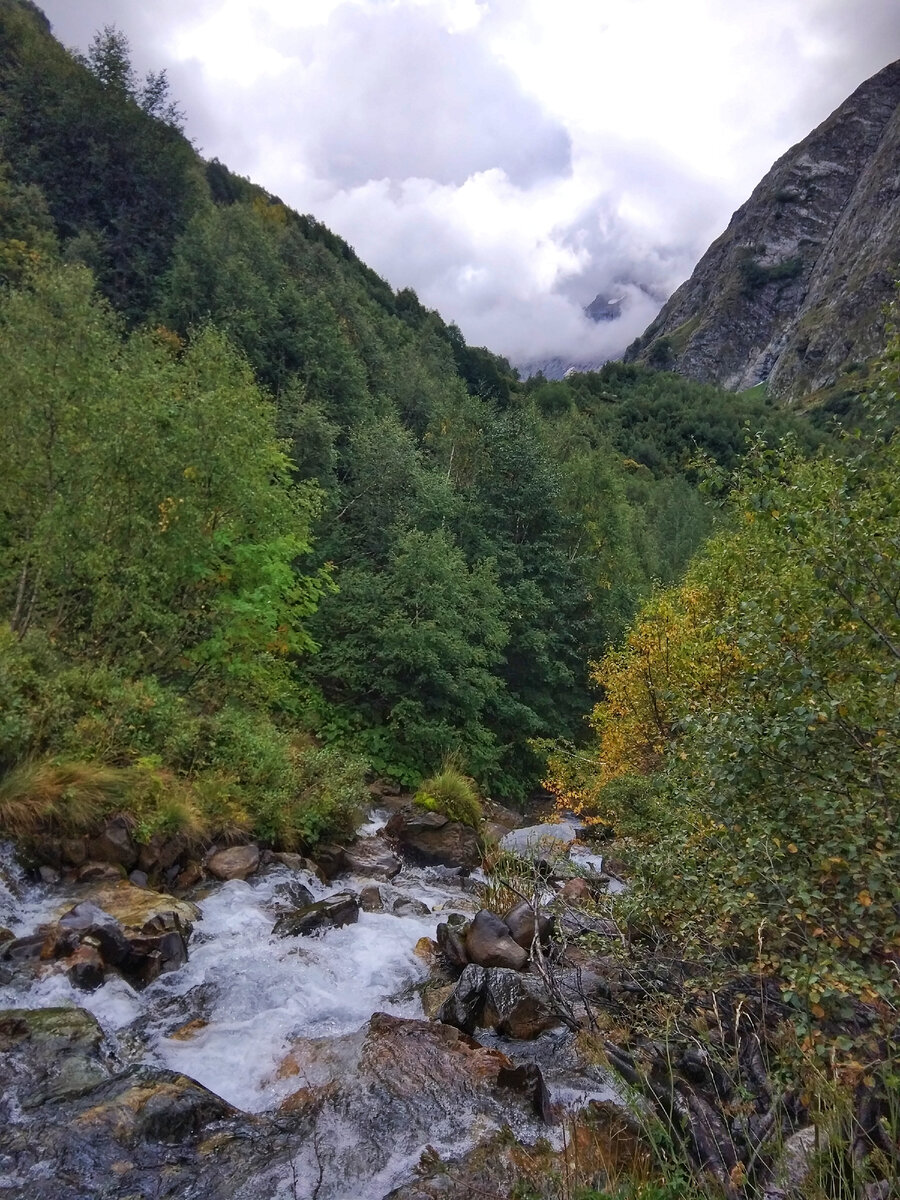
[{"x1": 628, "y1": 59, "x2": 900, "y2": 399}]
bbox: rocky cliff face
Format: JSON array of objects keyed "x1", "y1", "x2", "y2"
[{"x1": 626, "y1": 59, "x2": 900, "y2": 400}]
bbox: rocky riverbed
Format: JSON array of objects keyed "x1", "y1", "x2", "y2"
[{"x1": 0, "y1": 808, "x2": 628, "y2": 1199}]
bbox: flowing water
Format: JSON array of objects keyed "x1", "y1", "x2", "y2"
[{"x1": 0, "y1": 820, "x2": 622, "y2": 1198}]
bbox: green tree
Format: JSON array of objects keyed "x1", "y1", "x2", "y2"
[
  {"x1": 308, "y1": 527, "x2": 508, "y2": 783},
  {"x1": 0, "y1": 266, "x2": 329, "y2": 703}
]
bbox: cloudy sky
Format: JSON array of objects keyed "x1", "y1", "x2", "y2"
[{"x1": 38, "y1": 0, "x2": 900, "y2": 366}]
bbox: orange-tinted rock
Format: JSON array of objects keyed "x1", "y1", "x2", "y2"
[{"x1": 206, "y1": 844, "x2": 260, "y2": 881}]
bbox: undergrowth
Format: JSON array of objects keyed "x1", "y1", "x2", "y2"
[{"x1": 0, "y1": 628, "x2": 368, "y2": 850}]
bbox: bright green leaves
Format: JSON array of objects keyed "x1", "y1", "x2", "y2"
[{"x1": 0, "y1": 266, "x2": 328, "y2": 704}]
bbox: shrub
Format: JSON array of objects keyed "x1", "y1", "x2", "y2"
[{"x1": 549, "y1": 415, "x2": 900, "y2": 1011}]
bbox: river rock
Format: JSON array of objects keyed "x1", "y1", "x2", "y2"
[
  {"x1": 76, "y1": 861, "x2": 123, "y2": 883},
  {"x1": 341, "y1": 836, "x2": 403, "y2": 880},
  {"x1": 276, "y1": 1012, "x2": 549, "y2": 1175},
  {"x1": 393, "y1": 895, "x2": 430, "y2": 917},
  {"x1": 270, "y1": 879, "x2": 316, "y2": 914},
  {"x1": 0, "y1": 1006, "x2": 113, "y2": 1108},
  {"x1": 499, "y1": 821, "x2": 579, "y2": 859},
  {"x1": 359, "y1": 884, "x2": 384, "y2": 911},
  {"x1": 503, "y1": 900, "x2": 554, "y2": 951},
  {"x1": 436, "y1": 920, "x2": 469, "y2": 970},
  {"x1": 136, "y1": 832, "x2": 187, "y2": 875},
  {"x1": 465, "y1": 909, "x2": 528, "y2": 970},
  {"x1": 60, "y1": 901, "x2": 132, "y2": 965},
  {"x1": 87, "y1": 816, "x2": 139, "y2": 870},
  {"x1": 207, "y1": 843, "x2": 260, "y2": 881},
  {"x1": 66, "y1": 943, "x2": 106, "y2": 991},
  {"x1": 2, "y1": 931, "x2": 53, "y2": 963},
  {"x1": 272, "y1": 892, "x2": 359, "y2": 937},
  {"x1": 384, "y1": 807, "x2": 481, "y2": 870},
  {"x1": 57, "y1": 882, "x2": 199, "y2": 988},
  {"x1": 437, "y1": 964, "x2": 557, "y2": 1039},
  {"x1": 482, "y1": 968, "x2": 557, "y2": 1038},
  {"x1": 560, "y1": 876, "x2": 592, "y2": 903},
  {"x1": 72, "y1": 880, "x2": 200, "y2": 934},
  {"x1": 436, "y1": 963, "x2": 488, "y2": 1032},
  {"x1": 310, "y1": 842, "x2": 346, "y2": 880},
  {"x1": 0, "y1": 1007, "x2": 303, "y2": 1197},
  {"x1": 271, "y1": 851, "x2": 326, "y2": 882},
  {"x1": 420, "y1": 982, "x2": 456, "y2": 1019}
]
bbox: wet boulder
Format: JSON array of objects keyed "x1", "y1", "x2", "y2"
[
  {"x1": 0, "y1": 1006, "x2": 114, "y2": 1108},
  {"x1": 0, "y1": 1008, "x2": 300, "y2": 1197},
  {"x1": 272, "y1": 851, "x2": 326, "y2": 882},
  {"x1": 58, "y1": 882, "x2": 199, "y2": 988},
  {"x1": 359, "y1": 884, "x2": 384, "y2": 912},
  {"x1": 73, "y1": 1068, "x2": 234, "y2": 1145},
  {"x1": 503, "y1": 900, "x2": 554, "y2": 951},
  {"x1": 384, "y1": 807, "x2": 481, "y2": 870},
  {"x1": 499, "y1": 821, "x2": 578, "y2": 860},
  {"x1": 310, "y1": 841, "x2": 346, "y2": 880},
  {"x1": 270, "y1": 879, "x2": 316, "y2": 914},
  {"x1": 436, "y1": 920, "x2": 469, "y2": 970},
  {"x1": 206, "y1": 843, "x2": 260, "y2": 881},
  {"x1": 60, "y1": 901, "x2": 132, "y2": 965},
  {"x1": 437, "y1": 964, "x2": 558, "y2": 1040},
  {"x1": 272, "y1": 892, "x2": 359, "y2": 937},
  {"x1": 482, "y1": 968, "x2": 558, "y2": 1039},
  {"x1": 342, "y1": 836, "x2": 403, "y2": 880},
  {"x1": 275, "y1": 1011, "x2": 549, "y2": 1182},
  {"x1": 393, "y1": 895, "x2": 430, "y2": 917},
  {"x1": 435, "y1": 963, "x2": 487, "y2": 1033},
  {"x1": 420, "y1": 982, "x2": 456, "y2": 1019},
  {"x1": 66, "y1": 944, "x2": 106, "y2": 991},
  {"x1": 465, "y1": 909, "x2": 528, "y2": 970}
]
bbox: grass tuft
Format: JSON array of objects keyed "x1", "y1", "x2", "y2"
[{"x1": 415, "y1": 762, "x2": 483, "y2": 828}]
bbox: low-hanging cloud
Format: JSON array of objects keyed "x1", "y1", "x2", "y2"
[{"x1": 36, "y1": 0, "x2": 900, "y2": 367}]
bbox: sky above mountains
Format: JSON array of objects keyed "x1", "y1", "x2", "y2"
[{"x1": 38, "y1": 0, "x2": 900, "y2": 365}]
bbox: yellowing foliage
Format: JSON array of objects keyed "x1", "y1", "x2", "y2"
[{"x1": 545, "y1": 578, "x2": 742, "y2": 823}]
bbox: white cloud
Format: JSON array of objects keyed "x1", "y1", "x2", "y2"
[{"x1": 37, "y1": 0, "x2": 900, "y2": 364}]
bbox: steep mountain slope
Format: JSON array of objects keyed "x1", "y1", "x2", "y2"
[{"x1": 626, "y1": 59, "x2": 900, "y2": 400}]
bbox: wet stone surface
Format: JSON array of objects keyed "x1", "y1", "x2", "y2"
[{"x1": 0, "y1": 831, "x2": 623, "y2": 1199}]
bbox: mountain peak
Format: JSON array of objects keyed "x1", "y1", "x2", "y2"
[{"x1": 626, "y1": 58, "x2": 900, "y2": 400}]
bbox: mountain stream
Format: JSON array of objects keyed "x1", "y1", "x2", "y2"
[{"x1": 0, "y1": 813, "x2": 622, "y2": 1199}]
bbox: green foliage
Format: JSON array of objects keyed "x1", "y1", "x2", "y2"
[
  {"x1": 0, "y1": 627, "x2": 368, "y2": 850},
  {"x1": 560, "y1": 386, "x2": 900, "y2": 1009},
  {"x1": 0, "y1": 266, "x2": 329, "y2": 700},
  {"x1": 0, "y1": 3, "x2": 202, "y2": 317},
  {"x1": 415, "y1": 766, "x2": 483, "y2": 828},
  {"x1": 308, "y1": 526, "x2": 508, "y2": 784},
  {"x1": 739, "y1": 253, "x2": 803, "y2": 293}
]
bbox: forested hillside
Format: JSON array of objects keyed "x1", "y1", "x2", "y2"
[
  {"x1": 1, "y1": 5, "x2": 898, "y2": 1196},
  {"x1": 0, "y1": 0, "x2": 827, "y2": 843}
]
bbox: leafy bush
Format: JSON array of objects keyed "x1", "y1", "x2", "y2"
[
  {"x1": 415, "y1": 765, "x2": 483, "y2": 828},
  {"x1": 549, "y1": 392, "x2": 900, "y2": 1011},
  {"x1": 251, "y1": 745, "x2": 368, "y2": 850}
]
